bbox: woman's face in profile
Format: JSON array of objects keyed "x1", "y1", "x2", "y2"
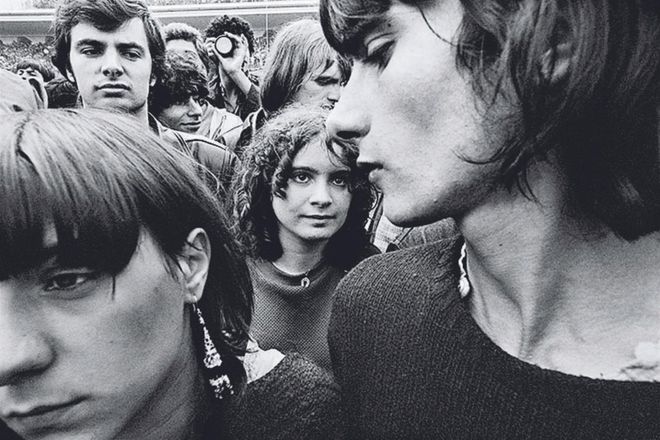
[
  {"x1": 0, "y1": 231, "x2": 197, "y2": 440},
  {"x1": 272, "y1": 140, "x2": 353, "y2": 249}
]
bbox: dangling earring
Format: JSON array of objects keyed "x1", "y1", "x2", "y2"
[{"x1": 192, "y1": 304, "x2": 234, "y2": 400}]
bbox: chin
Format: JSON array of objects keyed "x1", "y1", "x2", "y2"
[{"x1": 384, "y1": 203, "x2": 445, "y2": 228}]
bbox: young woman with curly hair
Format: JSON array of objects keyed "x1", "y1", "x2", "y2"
[{"x1": 232, "y1": 105, "x2": 378, "y2": 372}]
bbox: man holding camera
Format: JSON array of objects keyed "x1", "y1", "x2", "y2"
[{"x1": 204, "y1": 15, "x2": 260, "y2": 121}]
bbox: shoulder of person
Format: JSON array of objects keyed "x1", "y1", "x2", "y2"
[
  {"x1": 334, "y1": 234, "x2": 463, "y2": 315},
  {"x1": 162, "y1": 127, "x2": 238, "y2": 169},
  {"x1": 226, "y1": 352, "x2": 345, "y2": 440}
]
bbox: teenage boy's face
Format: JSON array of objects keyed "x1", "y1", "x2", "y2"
[
  {"x1": 68, "y1": 18, "x2": 153, "y2": 116},
  {"x1": 325, "y1": 0, "x2": 497, "y2": 227}
]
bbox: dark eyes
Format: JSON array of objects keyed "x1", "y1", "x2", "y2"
[
  {"x1": 315, "y1": 77, "x2": 340, "y2": 87},
  {"x1": 290, "y1": 172, "x2": 349, "y2": 187},
  {"x1": 364, "y1": 41, "x2": 394, "y2": 70},
  {"x1": 44, "y1": 271, "x2": 95, "y2": 292},
  {"x1": 331, "y1": 175, "x2": 348, "y2": 187},
  {"x1": 291, "y1": 172, "x2": 311, "y2": 184}
]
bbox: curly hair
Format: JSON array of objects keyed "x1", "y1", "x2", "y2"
[
  {"x1": 204, "y1": 15, "x2": 256, "y2": 54},
  {"x1": 150, "y1": 51, "x2": 209, "y2": 116},
  {"x1": 232, "y1": 105, "x2": 375, "y2": 269}
]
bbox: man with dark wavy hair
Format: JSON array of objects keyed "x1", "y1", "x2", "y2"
[
  {"x1": 322, "y1": 0, "x2": 660, "y2": 438},
  {"x1": 51, "y1": 0, "x2": 238, "y2": 192},
  {"x1": 203, "y1": 14, "x2": 261, "y2": 120}
]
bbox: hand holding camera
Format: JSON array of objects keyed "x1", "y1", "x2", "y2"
[{"x1": 204, "y1": 32, "x2": 248, "y2": 76}]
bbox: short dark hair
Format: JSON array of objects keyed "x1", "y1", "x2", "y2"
[
  {"x1": 204, "y1": 15, "x2": 255, "y2": 54},
  {"x1": 150, "y1": 51, "x2": 209, "y2": 116},
  {"x1": 52, "y1": 0, "x2": 166, "y2": 84},
  {"x1": 14, "y1": 58, "x2": 57, "y2": 82},
  {"x1": 260, "y1": 18, "x2": 344, "y2": 114},
  {"x1": 320, "y1": 0, "x2": 660, "y2": 240},
  {"x1": 232, "y1": 105, "x2": 376, "y2": 268},
  {"x1": 162, "y1": 21, "x2": 212, "y2": 74},
  {"x1": 0, "y1": 108, "x2": 253, "y2": 395}
]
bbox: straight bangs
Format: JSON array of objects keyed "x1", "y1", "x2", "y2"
[
  {"x1": 0, "y1": 112, "x2": 145, "y2": 279},
  {"x1": 319, "y1": 0, "x2": 392, "y2": 56}
]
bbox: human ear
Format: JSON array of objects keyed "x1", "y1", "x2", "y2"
[
  {"x1": 177, "y1": 228, "x2": 211, "y2": 304},
  {"x1": 540, "y1": 42, "x2": 572, "y2": 85}
]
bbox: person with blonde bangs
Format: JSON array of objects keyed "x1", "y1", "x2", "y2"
[
  {"x1": 232, "y1": 106, "x2": 378, "y2": 372},
  {"x1": 321, "y1": 0, "x2": 660, "y2": 437},
  {"x1": 0, "y1": 110, "x2": 345, "y2": 440}
]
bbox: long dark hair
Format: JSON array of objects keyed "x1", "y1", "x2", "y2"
[
  {"x1": 321, "y1": 0, "x2": 660, "y2": 240},
  {"x1": 232, "y1": 105, "x2": 376, "y2": 269},
  {"x1": 0, "y1": 109, "x2": 253, "y2": 397}
]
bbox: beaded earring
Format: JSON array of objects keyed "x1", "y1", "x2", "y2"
[{"x1": 192, "y1": 304, "x2": 235, "y2": 400}]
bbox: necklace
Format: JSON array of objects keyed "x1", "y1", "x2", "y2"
[
  {"x1": 458, "y1": 243, "x2": 471, "y2": 298},
  {"x1": 271, "y1": 259, "x2": 324, "y2": 288}
]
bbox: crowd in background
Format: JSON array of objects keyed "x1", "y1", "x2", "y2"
[{"x1": 0, "y1": 0, "x2": 658, "y2": 439}]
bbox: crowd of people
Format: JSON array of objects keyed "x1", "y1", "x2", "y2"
[{"x1": 0, "y1": 0, "x2": 658, "y2": 439}]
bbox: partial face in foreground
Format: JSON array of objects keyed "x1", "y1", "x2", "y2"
[
  {"x1": 272, "y1": 139, "x2": 352, "y2": 250},
  {"x1": 0, "y1": 230, "x2": 200, "y2": 440},
  {"x1": 325, "y1": 0, "x2": 496, "y2": 226},
  {"x1": 68, "y1": 17, "x2": 153, "y2": 115}
]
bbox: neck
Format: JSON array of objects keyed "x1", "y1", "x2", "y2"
[
  {"x1": 273, "y1": 231, "x2": 328, "y2": 275},
  {"x1": 458, "y1": 160, "x2": 660, "y2": 376},
  {"x1": 117, "y1": 321, "x2": 210, "y2": 440}
]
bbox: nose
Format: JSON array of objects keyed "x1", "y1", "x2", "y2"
[
  {"x1": 187, "y1": 98, "x2": 203, "y2": 117},
  {"x1": 309, "y1": 181, "x2": 333, "y2": 208},
  {"x1": 0, "y1": 292, "x2": 53, "y2": 386},
  {"x1": 101, "y1": 49, "x2": 124, "y2": 78},
  {"x1": 326, "y1": 83, "x2": 341, "y2": 105},
  {"x1": 325, "y1": 72, "x2": 370, "y2": 146}
]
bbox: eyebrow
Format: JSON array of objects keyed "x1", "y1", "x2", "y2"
[
  {"x1": 73, "y1": 39, "x2": 146, "y2": 54},
  {"x1": 338, "y1": 15, "x2": 389, "y2": 58},
  {"x1": 292, "y1": 165, "x2": 351, "y2": 174},
  {"x1": 74, "y1": 38, "x2": 104, "y2": 47}
]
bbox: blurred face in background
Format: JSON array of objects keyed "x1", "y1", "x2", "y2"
[
  {"x1": 157, "y1": 95, "x2": 204, "y2": 133},
  {"x1": 292, "y1": 61, "x2": 342, "y2": 110}
]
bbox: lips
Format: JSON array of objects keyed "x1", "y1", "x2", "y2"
[
  {"x1": 303, "y1": 215, "x2": 335, "y2": 220},
  {"x1": 5, "y1": 398, "x2": 83, "y2": 420},
  {"x1": 97, "y1": 83, "x2": 130, "y2": 91}
]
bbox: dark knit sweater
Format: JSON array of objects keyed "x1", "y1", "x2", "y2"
[
  {"x1": 225, "y1": 353, "x2": 346, "y2": 439},
  {"x1": 248, "y1": 258, "x2": 348, "y2": 372},
  {"x1": 329, "y1": 235, "x2": 660, "y2": 439}
]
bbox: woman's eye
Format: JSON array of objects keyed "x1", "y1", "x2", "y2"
[
  {"x1": 364, "y1": 41, "x2": 394, "y2": 70},
  {"x1": 332, "y1": 176, "x2": 348, "y2": 186},
  {"x1": 44, "y1": 272, "x2": 92, "y2": 291},
  {"x1": 291, "y1": 173, "x2": 311, "y2": 183}
]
